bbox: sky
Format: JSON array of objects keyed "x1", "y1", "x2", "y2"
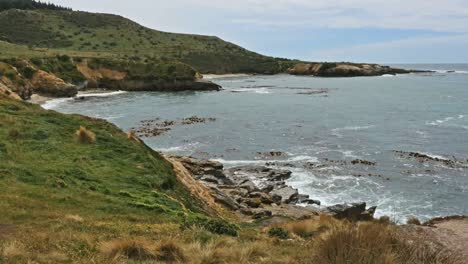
[{"x1": 48, "y1": 0, "x2": 468, "y2": 63}]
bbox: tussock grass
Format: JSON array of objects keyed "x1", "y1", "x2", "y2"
[
  {"x1": 101, "y1": 239, "x2": 186, "y2": 262},
  {"x1": 75, "y1": 126, "x2": 96, "y2": 144}
]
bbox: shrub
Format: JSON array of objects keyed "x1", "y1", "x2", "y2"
[
  {"x1": 21, "y1": 67, "x2": 36, "y2": 79},
  {"x1": 155, "y1": 241, "x2": 186, "y2": 262},
  {"x1": 407, "y1": 216, "x2": 421, "y2": 225},
  {"x1": 75, "y1": 126, "x2": 96, "y2": 144},
  {"x1": 101, "y1": 239, "x2": 156, "y2": 261},
  {"x1": 8, "y1": 128, "x2": 20, "y2": 139},
  {"x1": 183, "y1": 216, "x2": 238, "y2": 236},
  {"x1": 268, "y1": 227, "x2": 289, "y2": 239},
  {"x1": 100, "y1": 239, "x2": 186, "y2": 262}
]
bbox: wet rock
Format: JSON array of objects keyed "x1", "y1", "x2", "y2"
[
  {"x1": 326, "y1": 202, "x2": 377, "y2": 221},
  {"x1": 270, "y1": 186, "x2": 299, "y2": 204},
  {"x1": 181, "y1": 116, "x2": 217, "y2": 125},
  {"x1": 393, "y1": 150, "x2": 466, "y2": 168},
  {"x1": 351, "y1": 159, "x2": 376, "y2": 166},
  {"x1": 297, "y1": 194, "x2": 321, "y2": 205},
  {"x1": 360, "y1": 206, "x2": 377, "y2": 221},
  {"x1": 256, "y1": 151, "x2": 286, "y2": 159}
]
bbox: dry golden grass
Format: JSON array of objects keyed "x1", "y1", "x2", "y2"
[
  {"x1": 75, "y1": 126, "x2": 96, "y2": 144},
  {"x1": 101, "y1": 239, "x2": 186, "y2": 262},
  {"x1": 0, "y1": 214, "x2": 463, "y2": 264},
  {"x1": 64, "y1": 214, "x2": 84, "y2": 223}
]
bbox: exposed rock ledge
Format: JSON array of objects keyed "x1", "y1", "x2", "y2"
[
  {"x1": 168, "y1": 155, "x2": 377, "y2": 221},
  {"x1": 96, "y1": 79, "x2": 221, "y2": 92},
  {"x1": 287, "y1": 63, "x2": 422, "y2": 77}
]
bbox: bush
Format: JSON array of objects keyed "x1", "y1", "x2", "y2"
[
  {"x1": 8, "y1": 128, "x2": 20, "y2": 139},
  {"x1": 100, "y1": 239, "x2": 186, "y2": 262},
  {"x1": 268, "y1": 227, "x2": 289, "y2": 239},
  {"x1": 183, "y1": 215, "x2": 238, "y2": 236},
  {"x1": 407, "y1": 216, "x2": 421, "y2": 225},
  {"x1": 75, "y1": 126, "x2": 96, "y2": 144},
  {"x1": 101, "y1": 239, "x2": 156, "y2": 261}
]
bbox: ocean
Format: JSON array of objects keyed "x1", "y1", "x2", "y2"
[{"x1": 46, "y1": 64, "x2": 468, "y2": 222}]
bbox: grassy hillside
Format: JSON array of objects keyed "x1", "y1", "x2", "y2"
[
  {"x1": 0, "y1": 93, "x2": 237, "y2": 236},
  {"x1": 0, "y1": 8, "x2": 296, "y2": 74}
]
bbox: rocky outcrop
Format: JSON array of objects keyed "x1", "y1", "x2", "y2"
[
  {"x1": 288, "y1": 63, "x2": 412, "y2": 77},
  {"x1": 30, "y1": 70, "x2": 77, "y2": 97},
  {"x1": 169, "y1": 157, "x2": 320, "y2": 220},
  {"x1": 0, "y1": 82, "x2": 21, "y2": 100},
  {"x1": 326, "y1": 202, "x2": 377, "y2": 221},
  {"x1": 76, "y1": 60, "x2": 221, "y2": 92},
  {"x1": 99, "y1": 79, "x2": 221, "y2": 92}
]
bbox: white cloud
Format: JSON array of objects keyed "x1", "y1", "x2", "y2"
[
  {"x1": 50, "y1": 0, "x2": 468, "y2": 32},
  {"x1": 313, "y1": 34, "x2": 468, "y2": 62}
]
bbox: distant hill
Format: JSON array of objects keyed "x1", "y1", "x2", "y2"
[
  {"x1": 0, "y1": 7, "x2": 296, "y2": 74},
  {"x1": 0, "y1": 0, "x2": 71, "y2": 12}
]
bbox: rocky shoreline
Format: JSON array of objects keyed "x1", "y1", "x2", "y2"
[{"x1": 169, "y1": 155, "x2": 378, "y2": 221}]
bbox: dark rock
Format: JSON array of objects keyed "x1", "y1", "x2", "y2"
[
  {"x1": 297, "y1": 195, "x2": 321, "y2": 205},
  {"x1": 351, "y1": 159, "x2": 376, "y2": 166},
  {"x1": 326, "y1": 202, "x2": 377, "y2": 221},
  {"x1": 360, "y1": 206, "x2": 377, "y2": 221},
  {"x1": 244, "y1": 198, "x2": 262, "y2": 208},
  {"x1": 271, "y1": 194, "x2": 282, "y2": 205},
  {"x1": 240, "y1": 208, "x2": 254, "y2": 216}
]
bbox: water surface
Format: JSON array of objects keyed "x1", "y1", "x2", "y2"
[{"x1": 49, "y1": 64, "x2": 468, "y2": 222}]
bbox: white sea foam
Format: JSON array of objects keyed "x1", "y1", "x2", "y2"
[
  {"x1": 77, "y1": 90, "x2": 127, "y2": 98},
  {"x1": 231, "y1": 88, "x2": 271, "y2": 94},
  {"x1": 332, "y1": 125, "x2": 375, "y2": 132},
  {"x1": 42, "y1": 98, "x2": 74, "y2": 109},
  {"x1": 41, "y1": 90, "x2": 128, "y2": 110},
  {"x1": 213, "y1": 155, "x2": 319, "y2": 167},
  {"x1": 426, "y1": 115, "x2": 465, "y2": 126}
]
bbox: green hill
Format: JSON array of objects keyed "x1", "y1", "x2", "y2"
[
  {"x1": 0, "y1": 93, "x2": 236, "y2": 238},
  {"x1": 0, "y1": 8, "x2": 295, "y2": 74}
]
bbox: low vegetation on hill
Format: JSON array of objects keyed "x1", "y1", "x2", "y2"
[{"x1": 0, "y1": 7, "x2": 295, "y2": 74}]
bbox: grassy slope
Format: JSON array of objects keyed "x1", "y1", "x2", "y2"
[
  {"x1": 0, "y1": 95, "x2": 241, "y2": 240},
  {"x1": 0, "y1": 9, "x2": 296, "y2": 74}
]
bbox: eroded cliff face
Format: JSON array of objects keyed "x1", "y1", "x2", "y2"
[
  {"x1": 76, "y1": 59, "x2": 221, "y2": 92},
  {"x1": 29, "y1": 70, "x2": 77, "y2": 97},
  {"x1": 76, "y1": 61, "x2": 127, "y2": 88},
  {"x1": 0, "y1": 59, "x2": 77, "y2": 99},
  {"x1": 0, "y1": 82, "x2": 21, "y2": 100},
  {"x1": 288, "y1": 63, "x2": 410, "y2": 77}
]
